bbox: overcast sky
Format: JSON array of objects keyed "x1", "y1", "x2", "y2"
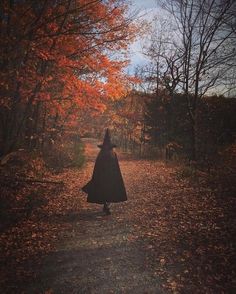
[
  {"x1": 131, "y1": 0, "x2": 157, "y2": 10},
  {"x1": 127, "y1": 0, "x2": 159, "y2": 73}
]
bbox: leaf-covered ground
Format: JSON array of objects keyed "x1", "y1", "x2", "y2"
[{"x1": 1, "y1": 139, "x2": 235, "y2": 293}]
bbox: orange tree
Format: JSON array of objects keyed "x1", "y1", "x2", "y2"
[{"x1": 0, "y1": 0, "x2": 138, "y2": 155}]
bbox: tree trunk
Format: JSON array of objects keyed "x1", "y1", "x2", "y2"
[{"x1": 190, "y1": 121, "x2": 196, "y2": 161}]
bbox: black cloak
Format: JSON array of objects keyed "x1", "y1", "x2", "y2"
[{"x1": 82, "y1": 129, "x2": 127, "y2": 204}]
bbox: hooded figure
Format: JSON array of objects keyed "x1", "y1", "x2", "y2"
[{"x1": 82, "y1": 129, "x2": 127, "y2": 215}]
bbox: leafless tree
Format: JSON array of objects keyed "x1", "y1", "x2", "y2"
[{"x1": 144, "y1": 0, "x2": 236, "y2": 159}]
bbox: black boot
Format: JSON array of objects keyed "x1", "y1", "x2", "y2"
[{"x1": 103, "y1": 203, "x2": 111, "y2": 215}]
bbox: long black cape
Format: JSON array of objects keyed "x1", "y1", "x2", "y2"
[{"x1": 82, "y1": 150, "x2": 127, "y2": 204}]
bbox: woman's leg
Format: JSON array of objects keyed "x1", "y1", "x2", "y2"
[{"x1": 103, "y1": 201, "x2": 111, "y2": 215}]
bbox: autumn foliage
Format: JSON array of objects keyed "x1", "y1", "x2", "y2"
[{"x1": 0, "y1": 0, "x2": 137, "y2": 155}]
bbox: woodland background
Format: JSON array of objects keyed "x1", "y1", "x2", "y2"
[
  {"x1": 0, "y1": 0, "x2": 235, "y2": 164},
  {"x1": 0, "y1": 0, "x2": 235, "y2": 292}
]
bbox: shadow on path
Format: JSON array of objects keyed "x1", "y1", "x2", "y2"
[{"x1": 28, "y1": 204, "x2": 162, "y2": 294}]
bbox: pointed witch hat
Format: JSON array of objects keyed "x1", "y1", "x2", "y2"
[{"x1": 98, "y1": 128, "x2": 117, "y2": 149}]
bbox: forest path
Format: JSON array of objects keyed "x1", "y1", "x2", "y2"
[
  {"x1": 24, "y1": 138, "x2": 234, "y2": 293},
  {"x1": 32, "y1": 139, "x2": 164, "y2": 293}
]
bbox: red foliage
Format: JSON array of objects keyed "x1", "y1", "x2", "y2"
[{"x1": 0, "y1": 0, "x2": 138, "y2": 153}]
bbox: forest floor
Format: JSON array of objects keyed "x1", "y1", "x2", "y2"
[{"x1": 0, "y1": 139, "x2": 235, "y2": 293}]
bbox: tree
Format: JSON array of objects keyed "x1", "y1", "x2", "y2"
[
  {"x1": 143, "y1": 0, "x2": 236, "y2": 160},
  {"x1": 0, "y1": 0, "x2": 138, "y2": 155}
]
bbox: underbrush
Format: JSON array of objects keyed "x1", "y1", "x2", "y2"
[
  {"x1": 175, "y1": 144, "x2": 236, "y2": 198},
  {"x1": 175, "y1": 164, "x2": 197, "y2": 179},
  {"x1": 0, "y1": 140, "x2": 85, "y2": 230},
  {"x1": 0, "y1": 150, "x2": 48, "y2": 178},
  {"x1": 43, "y1": 141, "x2": 85, "y2": 170}
]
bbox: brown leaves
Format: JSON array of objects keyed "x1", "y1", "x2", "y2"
[
  {"x1": 1, "y1": 154, "x2": 235, "y2": 292},
  {"x1": 0, "y1": 163, "x2": 90, "y2": 290},
  {"x1": 121, "y1": 160, "x2": 235, "y2": 293}
]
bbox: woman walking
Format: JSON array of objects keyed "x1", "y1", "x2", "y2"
[{"x1": 82, "y1": 129, "x2": 127, "y2": 215}]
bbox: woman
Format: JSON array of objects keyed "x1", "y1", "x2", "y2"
[{"x1": 82, "y1": 129, "x2": 127, "y2": 215}]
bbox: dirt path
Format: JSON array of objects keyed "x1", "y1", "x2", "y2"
[
  {"x1": 26, "y1": 139, "x2": 163, "y2": 293},
  {"x1": 5, "y1": 139, "x2": 234, "y2": 293}
]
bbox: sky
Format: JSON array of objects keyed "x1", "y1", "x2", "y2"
[
  {"x1": 131, "y1": 0, "x2": 157, "y2": 10},
  {"x1": 127, "y1": 0, "x2": 159, "y2": 73}
]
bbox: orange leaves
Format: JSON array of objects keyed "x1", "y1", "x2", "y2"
[
  {"x1": 38, "y1": 93, "x2": 51, "y2": 102},
  {"x1": 0, "y1": 0, "x2": 139, "y2": 154},
  {"x1": 36, "y1": 51, "x2": 52, "y2": 61}
]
